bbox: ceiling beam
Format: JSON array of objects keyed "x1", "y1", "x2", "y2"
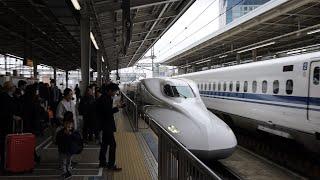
[{"x1": 94, "y1": 0, "x2": 179, "y2": 14}]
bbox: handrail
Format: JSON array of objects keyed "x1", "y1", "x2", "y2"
[
  {"x1": 142, "y1": 105, "x2": 222, "y2": 180},
  {"x1": 120, "y1": 91, "x2": 138, "y2": 131}
]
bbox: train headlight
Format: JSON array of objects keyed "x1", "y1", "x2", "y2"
[{"x1": 168, "y1": 125, "x2": 180, "y2": 134}]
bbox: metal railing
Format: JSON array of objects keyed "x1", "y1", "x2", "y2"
[
  {"x1": 143, "y1": 106, "x2": 222, "y2": 180},
  {"x1": 120, "y1": 91, "x2": 138, "y2": 131}
]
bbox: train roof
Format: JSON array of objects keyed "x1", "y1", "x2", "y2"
[{"x1": 177, "y1": 52, "x2": 320, "y2": 77}]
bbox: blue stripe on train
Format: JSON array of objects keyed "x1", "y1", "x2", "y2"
[{"x1": 199, "y1": 91, "x2": 320, "y2": 109}]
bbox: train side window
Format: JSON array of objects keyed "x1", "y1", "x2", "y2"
[
  {"x1": 252, "y1": 81, "x2": 257, "y2": 93},
  {"x1": 229, "y1": 81, "x2": 233, "y2": 91},
  {"x1": 286, "y1": 80, "x2": 293, "y2": 95},
  {"x1": 236, "y1": 81, "x2": 240, "y2": 92},
  {"x1": 213, "y1": 82, "x2": 216, "y2": 91},
  {"x1": 218, "y1": 82, "x2": 221, "y2": 91},
  {"x1": 314, "y1": 67, "x2": 319, "y2": 85},
  {"x1": 197, "y1": 84, "x2": 200, "y2": 89},
  {"x1": 204, "y1": 83, "x2": 207, "y2": 91},
  {"x1": 244, "y1": 81, "x2": 248, "y2": 92},
  {"x1": 209, "y1": 83, "x2": 212, "y2": 90},
  {"x1": 201, "y1": 84, "x2": 203, "y2": 90},
  {"x1": 223, "y1": 82, "x2": 227, "y2": 91},
  {"x1": 262, "y1": 80, "x2": 267, "y2": 93},
  {"x1": 273, "y1": 80, "x2": 279, "y2": 94}
]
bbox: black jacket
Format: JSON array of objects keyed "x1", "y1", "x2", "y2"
[
  {"x1": 78, "y1": 95, "x2": 95, "y2": 125},
  {"x1": 96, "y1": 94, "x2": 119, "y2": 132},
  {"x1": 56, "y1": 128, "x2": 72, "y2": 154},
  {"x1": 0, "y1": 92, "x2": 18, "y2": 135}
]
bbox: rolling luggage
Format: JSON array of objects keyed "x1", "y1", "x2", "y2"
[{"x1": 5, "y1": 120, "x2": 35, "y2": 173}]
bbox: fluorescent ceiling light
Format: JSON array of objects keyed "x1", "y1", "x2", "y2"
[
  {"x1": 71, "y1": 0, "x2": 81, "y2": 10},
  {"x1": 195, "y1": 59, "x2": 211, "y2": 65},
  {"x1": 237, "y1": 42, "x2": 275, "y2": 54},
  {"x1": 102, "y1": 57, "x2": 105, "y2": 62},
  {"x1": 181, "y1": 65, "x2": 191, "y2": 68},
  {"x1": 219, "y1": 55, "x2": 228, "y2": 58},
  {"x1": 286, "y1": 49, "x2": 306, "y2": 55},
  {"x1": 90, "y1": 32, "x2": 99, "y2": 50},
  {"x1": 307, "y1": 29, "x2": 320, "y2": 35}
]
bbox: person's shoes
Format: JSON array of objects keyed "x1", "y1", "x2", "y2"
[
  {"x1": 107, "y1": 165, "x2": 122, "y2": 171},
  {"x1": 62, "y1": 171, "x2": 72, "y2": 179}
]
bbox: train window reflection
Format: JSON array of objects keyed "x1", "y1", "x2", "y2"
[
  {"x1": 252, "y1": 81, "x2": 257, "y2": 93},
  {"x1": 223, "y1": 82, "x2": 227, "y2": 91},
  {"x1": 201, "y1": 84, "x2": 203, "y2": 90},
  {"x1": 244, "y1": 81, "x2": 248, "y2": 92},
  {"x1": 286, "y1": 80, "x2": 293, "y2": 95},
  {"x1": 204, "y1": 84, "x2": 207, "y2": 90},
  {"x1": 314, "y1": 67, "x2": 319, "y2": 85},
  {"x1": 209, "y1": 83, "x2": 212, "y2": 90},
  {"x1": 236, "y1": 81, "x2": 240, "y2": 92},
  {"x1": 273, "y1": 80, "x2": 279, "y2": 94},
  {"x1": 213, "y1": 82, "x2": 216, "y2": 91},
  {"x1": 218, "y1": 82, "x2": 221, "y2": 91},
  {"x1": 229, "y1": 81, "x2": 233, "y2": 91},
  {"x1": 163, "y1": 84, "x2": 195, "y2": 98},
  {"x1": 262, "y1": 80, "x2": 268, "y2": 93}
]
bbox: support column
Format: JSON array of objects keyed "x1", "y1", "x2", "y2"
[
  {"x1": 252, "y1": 49, "x2": 257, "y2": 62},
  {"x1": 192, "y1": 65, "x2": 196, "y2": 72},
  {"x1": 53, "y1": 67, "x2": 57, "y2": 82},
  {"x1": 207, "y1": 61, "x2": 212, "y2": 69},
  {"x1": 80, "y1": 6, "x2": 91, "y2": 96},
  {"x1": 178, "y1": 67, "x2": 184, "y2": 75},
  {"x1": 101, "y1": 62, "x2": 106, "y2": 84},
  {"x1": 236, "y1": 53, "x2": 240, "y2": 64},
  {"x1": 66, "y1": 70, "x2": 69, "y2": 88},
  {"x1": 33, "y1": 59, "x2": 37, "y2": 79},
  {"x1": 97, "y1": 51, "x2": 102, "y2": 87}
]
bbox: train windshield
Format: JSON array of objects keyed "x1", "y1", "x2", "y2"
[{"x1": 164, "y1": 84, "x2": 195, "y2": 98}]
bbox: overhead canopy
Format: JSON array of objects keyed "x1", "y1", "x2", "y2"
[
  {"x1": 0, "y1": 0, "x2": 195, "y2": 71},
  {"x1": 91, "y1": 0, "x2": 195, "y2": 70},
  {"x1": 0, "y1": 0, "x2": 81, "y2": 70},
  {"x1": 162, "y1": 0, "x2": 320, "y2": 68}
]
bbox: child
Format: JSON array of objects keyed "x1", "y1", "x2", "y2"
[{"x1": 56, "y1": 111, "x2": 74, "y2": 179}]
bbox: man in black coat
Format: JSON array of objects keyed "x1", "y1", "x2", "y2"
[
  {"x1": 96, "y1": 83, "x2": 124, "y2": 171},
  {"x1": 0, "y1": 81, "x2": 21, "y2": 172}
]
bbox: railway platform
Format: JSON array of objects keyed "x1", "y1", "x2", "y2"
[{"x1": 0, "y1": 110, "x2": 157, "y2": 180}]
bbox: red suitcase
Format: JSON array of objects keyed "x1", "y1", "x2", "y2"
[{"x1": 5, "y1": 120, "x2": 35, "y2": 173}]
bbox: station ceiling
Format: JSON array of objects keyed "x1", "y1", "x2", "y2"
[
  {"x1": 0, "y1": 0, "x2": 194, "y2": 71},
  {"x1": 162, "y1": 0, "x2": 320, "y2": 68}
]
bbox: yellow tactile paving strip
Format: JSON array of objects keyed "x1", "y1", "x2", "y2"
[{"x1": 104, "y1": 132, "x2": 151, "y2": 180}]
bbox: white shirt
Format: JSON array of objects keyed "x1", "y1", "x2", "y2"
[{"x1": 56, "y1": 98, "x2": 78, "y2": 129}]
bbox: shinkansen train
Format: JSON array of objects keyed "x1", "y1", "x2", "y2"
[
  {"x1": 178, "y1": 52, "x2": 320, "y2": 152},
  {"x1": 122, "y1": 77, "x2": 237, "y2": 160}
]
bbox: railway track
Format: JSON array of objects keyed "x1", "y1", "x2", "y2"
[
  {"x1": 233, "y1": 128, "x2": 320, "y2": 179},
  {"x1": 207, "y1": 161, "x2": 244, "y2": 180}
]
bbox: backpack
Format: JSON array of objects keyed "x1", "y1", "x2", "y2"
[{"x1": 69, "y1": 131, "x2": 83, "y2": 155}]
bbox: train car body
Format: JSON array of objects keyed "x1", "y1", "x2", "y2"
[
  {"x1": 122, "y1": 77, "x2": 237, "y2": 160},
  {"x1": 177, "y1": 52, "x2": 320, "y2": 152}
]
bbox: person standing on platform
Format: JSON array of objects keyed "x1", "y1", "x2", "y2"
[
  {"x1": 0, "y1": 81, "x2": 21, "y2": 173},
  {"x1": 56, "y1": 88, "x2": 78, "y2": 130},
  {"x1": 49, "y1": 79, "x2": 61, "y2": 125},
  {"x1": 74, "y1": 84, "x2": 81, "y2": 102},
  {"x1": 96, "y1": 83, "x2": 125, "y2": 171},
  {"x1": 78, "y1": 86, "x2": 95, "y2": 143}
]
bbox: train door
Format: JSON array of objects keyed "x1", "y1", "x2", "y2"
[{"x1": 308, "y1": 61, "x2": 320, "y2": 129}]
